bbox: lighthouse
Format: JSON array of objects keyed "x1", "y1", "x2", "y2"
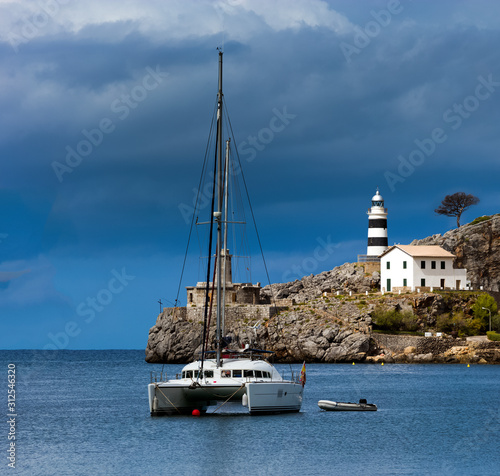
[{"x1": 366, "y1": 188, "x2": 388, "y2": 257}]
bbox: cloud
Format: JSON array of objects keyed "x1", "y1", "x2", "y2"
[
  {"x1": 0, "y1": 0, "x2": 352, "y2": 48},
  {"x1": 227, "y1": 0, "x2": 352, "y2": 33},
  {"x1": 0, "y1": 269, "x2": 30, "y2": 282},
  {"x1": 0, "y1": 255, "x2": 65, "y2": 306}
]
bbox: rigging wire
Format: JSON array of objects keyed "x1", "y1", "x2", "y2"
[
  {"x1": 223, "y1": 101, "x2": 278, "y2": 309},
  {"x1": 221, "y1": 117, "x2": 251, "y2": 284},
  {"x1": 173, "y1": 98, "x2": 218, "y2": 308}
]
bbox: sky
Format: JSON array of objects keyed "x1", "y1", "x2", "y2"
[{"x1": 1, "y1": 0, "x2": 499, "y2": 350}]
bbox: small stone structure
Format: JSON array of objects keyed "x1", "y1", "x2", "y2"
[
  {"x1": 186, "y1": 282, "x2": 262, "y2": 307},
  {"x1": 185, "y1": 250, "x2": 264, "y2": 307}
]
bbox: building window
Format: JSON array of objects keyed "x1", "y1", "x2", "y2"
[
  {"x1": 421, "y1": 260, "x2": 426, "y2": 269},
  {"x1": 431, "y1": 261, "x2": 436, "y2": 269},
  {"x1": 403, "y1": 261, "x2": 407, "y2": 269},
  {"x1": 441, "y1": 261, "x2": 445, "y2": 269},
  {"x1": 386, "y1": 261, "x2": 390, "y2": 270},
  {"x1": 421, "y1": 278, "x2": 426, "y2": 287},
  {"x1": 403, "y1": 278, "x2": 407, "y2": 287}
]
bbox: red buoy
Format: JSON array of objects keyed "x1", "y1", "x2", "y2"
[{"x1": 192, "y1": 409, "x2": 201, "y2": 417}]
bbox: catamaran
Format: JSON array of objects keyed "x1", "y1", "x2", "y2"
[{"x1": 147, "y1": 50, "x2": 304, "y2": 415}]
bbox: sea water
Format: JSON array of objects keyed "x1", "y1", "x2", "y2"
[{"x1": 1, "y1": 350, "x2": 499, "y2": 476}]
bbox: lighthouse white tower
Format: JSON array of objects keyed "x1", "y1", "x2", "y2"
[{"x1": 366, "y1": 188, "x2": 388, "y2": 257}]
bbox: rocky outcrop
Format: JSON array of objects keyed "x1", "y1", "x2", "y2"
[
  {"x1": 368, "y1": 334, "x2": 500, "y2": 364},
  {"x1": 146, "y1": 291, "x2": 500, "y2": 364},
  {"x1": 261, "y1": 262, "x2": 380, "y2": 302},
  {"x1": 146, "y1": 303, "x2": 373, "y2": 364},
  {"x1": 146, "y1": 307, "x2": 202, "y2": 363},
  {"x1": 411, "y1": 214, "x2": 500, "y2": 291}
]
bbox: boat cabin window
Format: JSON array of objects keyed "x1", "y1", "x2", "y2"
[
  {"x1": 194, "y1": 370, "x2": 199, "y2": 378},
  {"x1": 204, "y1": 370, "x2": 214, "y2": 378},
  {"x1": 232, "y1": 370, "x2": 242, "y2": 378},
  {"x1": 263, "y1": 371, "x2": 271, "y2": 379},
  {"x1": 254, "y1": 370, "x2": 262, "y2": 378},
  {"x1": 244, "y1": 370, "x2": 253, "y2": 378},
  {"x1": 183, "y1": 371, "x2": 193, "y2": 379},
  {"x1": 221, "y1": 370, "x2": 231, "y2": 378}
]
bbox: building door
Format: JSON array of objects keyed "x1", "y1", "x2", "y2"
[
  {"x1": 387, "y1": 279, "x2": 391, "y2": 292},
  {"x1": 456, "y1": 280, "x2": 461, "y2": 290},
  {"x1": 440, "y1": 279, "x2": 445, "y2": 288}
]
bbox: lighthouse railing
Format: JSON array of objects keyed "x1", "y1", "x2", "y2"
[{"x1": 357, "y1": 255, "x2": 381, "y2": 262}]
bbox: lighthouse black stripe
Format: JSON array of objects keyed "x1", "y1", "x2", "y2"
[
  {"x1": 368, "y1": 219, "x2": 387, "y2": 228},
  {"x1": 368, "y1": 237, "x2": 388, "y2": 247}
]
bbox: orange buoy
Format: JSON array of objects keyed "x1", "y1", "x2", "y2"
[{"x1": 192, "y1": 409, "x2": 201, "y2": 417}]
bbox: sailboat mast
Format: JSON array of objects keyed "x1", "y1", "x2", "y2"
[
  {"x1": 222, "y1": 138, "x2": 231, "y2": 339},
  {"x1": 215, "y1": 49, "x2": 224, "y2": 367}
]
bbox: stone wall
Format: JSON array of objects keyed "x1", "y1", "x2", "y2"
[
  {"x1": 186, "y1": 283, "x2": 261, "y2": 307},
  {"x1": 184, "y1": 304, "x2": 281, "y2": 323},
  {"x1": 371, "y1": 333, "x2": 426, "y2": 352},
  {"x1": 362, "y1": 261, "x2": 381, "y2": 275}
]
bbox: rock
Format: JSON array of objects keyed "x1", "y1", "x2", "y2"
[
  {"x1": 261, "y1": 262, "x2": 380, "y2": 302},
  {"x1": 393, "y1": 353, "x2": 407, "y2": 363},
  {"x1": 404, "y1": 346, "x2": 417, "y2": 355},
  {"x1": 414, "y1": 353, "x2": 434, "y2": 363}
]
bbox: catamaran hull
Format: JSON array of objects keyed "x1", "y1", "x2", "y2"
[
  {"x1": 246, "y1": 382, "x2": 303, "y2": 414},
  {"x1": 148, "y1": 383, "x2": 215, "y2": 415},
  {"x1": 148, "y1": 381, "x2": 303, "y2": 416}
]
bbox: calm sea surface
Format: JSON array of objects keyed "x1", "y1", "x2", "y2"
[{"x1": 1, "y1": 350, "x2": 499, "y2": 476}]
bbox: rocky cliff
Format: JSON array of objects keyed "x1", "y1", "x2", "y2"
[
  {"x1": 146, "y1": 303, "x2": 373, "y2": 364},
  {"x1": 410, "y1": 214, "x2": 500, "y2": 292},
  {"x1": 146, "y1": 290, "x2": 500, "y2": 364},
  {"x1": 146, "y1": 216, "x2": 500, "y2": 364}
]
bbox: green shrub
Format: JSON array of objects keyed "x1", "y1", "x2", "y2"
[
  {"x1": 469, "y1": 215, "x2": 492, "y2": 226},
  {"x1": 472, "y1": 294, "x2": 498, "y2": 332},
  {"x1": 486, "y1": 331, "x2": 500, "y2": 341},
  {"x1": 436, "y1": 313, "x2": 453, "y2": 333},
  {"x1": 371, "y1": 305, "x2": 419, "y2": 332},
  {"x1": 401, "y1": 311, "x2": 419, "y2": 332},
  {"x1": 439, "y1": 312, "x2": 482, "y2": 337},
  {"x1": 492, "y1": 314, "x2": 500, "y2": 332}
]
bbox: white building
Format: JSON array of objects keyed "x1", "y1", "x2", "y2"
[{"x1": 379, "y1": 245, "x2": 468, "y2": 292}]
